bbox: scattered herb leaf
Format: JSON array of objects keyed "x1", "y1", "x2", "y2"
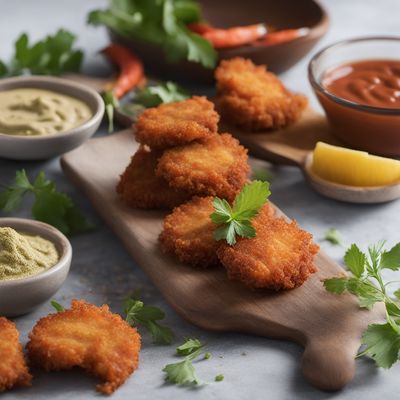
[
  {"x1": 215, "y1": 374, "x2": 224, "y2": 382},
  {"x1": 211, "y1": 180, "x2": 271, "y2": 245},
  {"x1": 51, "y1": 300, "x2": 65, "y2": 313},
  {"x1": 163, "y1": 358, "x2": 201, "y2": 385},
  {"x1": 324, "y1": 241, "x2": 400, "y2": 368},
  {"x1": 0, "y1": 29, "x2": 83, "y2": 77},
  {"x1": 324, "y1": 228, "x2": 342, "y2": 246},
  {"x1": 124, "y1": 295, "x2": 174, "y2": 345},
  {"x1": 176, "y1": 338, "x2": 204, "y2": 356},
  {"x1": 204, "y1": 352, "x2": 211, "y2": 360},
  {"x1": 0, "y1": 170, "x2": 93, "y2": 236}
]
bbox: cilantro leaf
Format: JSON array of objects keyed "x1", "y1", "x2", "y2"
[
  {"x1": 211, "y1": 181, "x2": 270, "y2": 246},
  {"x1": 163, "y1": 358, "x2": 201, "y2": 385},
  {"x1": 380, "y1": 243, "x2": 400, "y2": 271},
  {"x1": 176, "y1": 338, "x2": 204, "y2": 356},
  {"x1": 0, "y1": 170, "x2": 93, "y2": 235},
  {"x1": 344, "y1": 244, "x2": 366, "y2": 278},
  {"x1": 324, "y1": 228, "x2": 342, "y2": 245},
  {"x1": 215, "y1": 374, "x2": 224, "y2": 382},
  {"x1": 324, "y1": 277, "x2": 348, "y2": 294},
  {"x1": 124, "y1": 296, "x2": 174, "y2": 345},
  {"x1": 360, "y1": 323, "x2": 400, "y2": 369},
  {"x1": 50, "y1": 300, "x2": 65, "y2": 313},
  {"x1": 0, "y1": 29, "x2": 83, "y2": 77}
]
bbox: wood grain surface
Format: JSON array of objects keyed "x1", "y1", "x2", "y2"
[{"x1": 61, "y1": 130, "x2": 384, "y2": 391}]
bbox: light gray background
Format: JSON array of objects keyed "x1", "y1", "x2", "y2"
[{"x1": 1, "y1": 1, "x2": 400, "y2": 399}]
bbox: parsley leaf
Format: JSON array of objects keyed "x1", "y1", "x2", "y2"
[
  {"x1": 324, "y1": 228, "x2": 342, "y2": 245},
  {"x1": 0, "y1": 170, "x2": 93, "y2": 236},
  {"x1": 163, "y1": 358, "x2": 201, "y2": 385},
  {"x1": 88, "y1": 0, "x2": 217, "y2": 68},
  {"x1": 134, "y1": 81, "x2": 189, "y2": 108},
  {"x1": 0, "y1": 29, "x2": 83, "y2": 77},
  {"x1": 176, "y1": 338, "x2": 204, "y2": 356},
  {"x1": 324, "y1": 241, "x2": 400, "y2": 368},
  {"x1": 211, "y1": 180, "x2": 271, "y2": 245},
  {"x1": 124, "y1": 295, "x2": 174, "y2": 345},
  {"x1": 50, "y1": 300, "x2": 65, "y2": 313},
  {"x1": 215, "y1": 374, "x2": 224, "y2": 382}
]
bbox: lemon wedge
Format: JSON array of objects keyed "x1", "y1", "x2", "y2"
[{"x1": 311, "y1": 142, "x2": 400, "y2": 187}]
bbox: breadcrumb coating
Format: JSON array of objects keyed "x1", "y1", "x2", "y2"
[
  {"x1": 156, "y1": 133, "x2": 249, "y2": 202},
  {"x1": 27, "y1": 300, "x2": 141, "y2": 395},
  {"x1": 117, "y1": 145, "x2": 191, "y2": 209},
  {"x1": 160, "y1": 196, "x2": 220, "y2": 268},
  {"x1": 0, "y1": 317, "x2": 31, "y2": 392},
  {"x1": 217, "y1": 204, "x2": 319, "y2": 290},
  {"x1": 215, "y1": 57, "x2": 308, "y2": 131},
  {"x1": 135, "y1": 96, "x2": 219, "y2": 148}
]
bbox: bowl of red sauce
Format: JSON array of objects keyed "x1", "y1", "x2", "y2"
[{"x1": 309, "y1": 37, "x2": 400, "y2": 156}]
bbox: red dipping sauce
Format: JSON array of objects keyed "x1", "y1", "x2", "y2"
[{"x1": 322, "y1": 60, "x2": 400, "y2": 109}]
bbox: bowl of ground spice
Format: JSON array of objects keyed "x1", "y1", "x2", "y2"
[{"x1": 0, "y1": 218, "x2": 72, "y2": 316}]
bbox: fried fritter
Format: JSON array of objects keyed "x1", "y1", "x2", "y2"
[
  {"x1": 117, "y1": 145, "x2": 191, "y2": 209},
  {"x1": 215, "y1": 57, "x2": 308, "y2": 131},
  {"x1": 134, "y1": 96, "x2": 219, "y2": 148},
  {"x1": 156, "y1": 133, "x2": 249, "y2": 202},
  {"x1": 160, "y1": 196, "x2": 220, "y2": 268},
  {"x1": 27, "y1": 300, "x2": 141, "y2": 395},
  {"x1": 217, "y1": 204, "x2": 319, "y2": 290},
  {"x1": 0, "y1": 317, "x2": 31, "y2": 392}
]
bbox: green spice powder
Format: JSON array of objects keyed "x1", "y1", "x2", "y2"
[{"x1": 0, "y1": 227, "x2": 59, "y2": 280}]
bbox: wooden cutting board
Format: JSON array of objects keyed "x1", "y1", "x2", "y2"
[{"x1": 61, "y1": 130, "x2": 383, "y2": 391}]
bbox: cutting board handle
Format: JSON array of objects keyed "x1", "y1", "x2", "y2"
[{"x1": 302, "y1": 333, "x2": 361, "y2": 390}]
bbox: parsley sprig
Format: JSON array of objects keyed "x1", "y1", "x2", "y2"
[
  {"x1": 211, "y1": 180, "x2": 271, "y2": 246},
  {"x1": 324, "y1": 228, "x2": 342, "y2": 246},
  {"x1": 163, "y1": 338, "x2": 206, "y2": 385},
  {"x1": 124, "y1": 294, "x2": 174, "y2": 345},
  {"x1": 0, "y1": 170, "x2": 93, "y2": 236},
  {"x1": 324, "y1": 241, "x2": 400, "y2": 368},
  {"x1": 0, "y1": 29, "x2": 83, "y2": 77}
]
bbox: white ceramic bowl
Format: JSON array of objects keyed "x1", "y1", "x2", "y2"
[
  {"x1": 0, "y1": 218, "x2": 72, "y2": 316},
  {"x1": 0, "y1": 76, "x2": 104, "y2": 160}
]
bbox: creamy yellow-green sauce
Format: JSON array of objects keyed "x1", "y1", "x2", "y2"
[
  {"x1": 0, "y1": 227, "x2": 59, "y2": 280},
  {"x1": 0, "y1": 88, "x2": 92, "y2": 136}
]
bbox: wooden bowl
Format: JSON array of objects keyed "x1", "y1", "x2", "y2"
[{"x1": 109, "y1": 0, "x2": 329, "y2": 84}]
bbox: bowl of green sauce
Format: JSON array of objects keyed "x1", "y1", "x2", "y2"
[
  {"x1": 0, "y1": 218, "x2": 72, "y2": 316},
  {"x1": 0, "y1": 76, "x2": 104, "y2": 160}
]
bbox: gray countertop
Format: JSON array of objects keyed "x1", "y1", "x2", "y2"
[{"x1": 1, "y1": 0, "x2": 400, "y2": 399}]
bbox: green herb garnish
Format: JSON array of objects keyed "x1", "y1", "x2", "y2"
[
  {"x1": 215, "y1": 374, "x2": 224, "y2": 382},
  {"x1": 324, "y1": 228, "x2": 342, "y2": 245},
  {"x1": 0, "y1": 170, "x2": 93, "y2": 236},
  {"x1": 253, "y1": 168, "x2": 273, "y2": 183},
  {"x1": 0, "y1": 29, "x2": 83, "y2": 77},
  {"x1": 103, "y1": 90, "x2": 119, "y2": 132},
  {"x1": 134, "y1": 81, "x2": 189, "y2": 108},
  {"x1": 211, "y1": 180, "x2": 271, "y2": 246},
  {"x1": 51, "y1": 300, "x2": 65, "y2": 313},
  {"x1": 88, "y1": 0, "x2": 217, "y2": 68},
  {"x1": 324, "y1": 241, "x2": 400, "y2": 368},
  {"x1": 124, "y1": 295, "x2": 174, "y2": 345},
  {"x1": 163, "y1": 338, "x2": 207, "y2": 385}
]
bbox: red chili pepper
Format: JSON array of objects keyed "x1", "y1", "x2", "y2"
[
  {"x1": 188, "y1": 23, "x2": 267, "y2": 49},
  {"x1": 253, "y1": 28, "x2": 310, "y2": 46},
  {"x1": 102, "y1": 43, "x2": 144, "y2": 99}
]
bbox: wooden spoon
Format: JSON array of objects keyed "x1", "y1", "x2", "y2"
[{"x1": 220, "y1": 108, "x2": 400, "y2": 204}]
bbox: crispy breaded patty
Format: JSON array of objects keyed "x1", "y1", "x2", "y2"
[
  {"x1": 27, "y1": 300, "x2": 141, "y2": 395},
  {"x1": 160, "y1": 196, "x2": 220, "y2": 268},
  {"x1": 217, "y1": 204, "x2": 319, "y2": 290},
  {"x1": 0, "y1": 317, "x2": 31, "y2": 392},
  {"x1": 117, "y1": 145, "x2": 191, "y2": 209},
  {"x1": 215, "y1": 57, "x2": 308, "y2": 131},
  {"x1": 156, "y1": 133, "x2": 249, "y2": 202},
  {"x1": 134, "y1": 96, "x2": 219, "y2": 148}
]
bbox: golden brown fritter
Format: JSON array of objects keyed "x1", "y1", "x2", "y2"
[
  {"x1": 160, "y1": 196, "x2": 220, "y2": 268},
  {"x1": 117, "y1": 145, "x2": 191, "y2": 209},
  {"x1": 0, "y1": 317, "x2": 31, "y2": 392},
  {"x1": 156, "y1": 133, "x2": 249, "y2": 202},
  {"x1": 215, "y1": 57, "x2": 308, "y2": 131},
  {"x1": 27, "y1": 300, "x2": 141, "y2": 395},
  {"x1": 217, "y1": 204, "x2": 319, "y2": 290},
  {"x1": 134, "y1": 96, "x2": 219, "y2": 148}
]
